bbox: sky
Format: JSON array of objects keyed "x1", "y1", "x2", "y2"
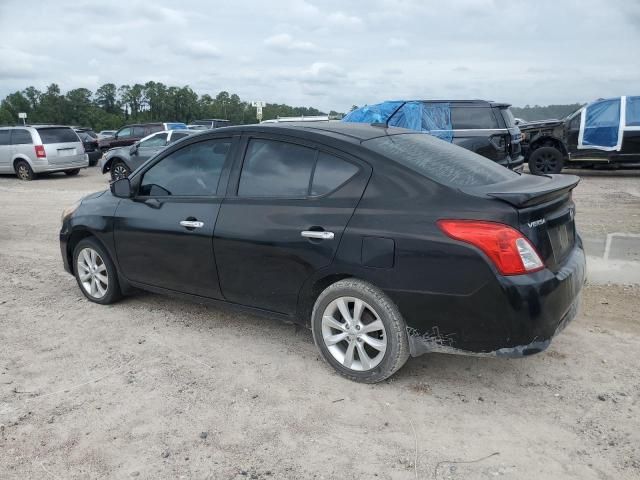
[{"x1": 0, "y1": 0, "x2": 639, "y2": 112}]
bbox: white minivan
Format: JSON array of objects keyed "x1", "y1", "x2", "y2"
[{"x1": 0, "y1": 126, "x2": 89, "y2": 180}]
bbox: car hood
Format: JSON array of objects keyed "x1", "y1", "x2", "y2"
[{"x1": 518, "y1": 119, "x2": 564, "y2": 131}]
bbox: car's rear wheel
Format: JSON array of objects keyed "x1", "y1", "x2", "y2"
[
  {"x1": 65, "y1": 169, "x2": 80, "y2": 176},
  {"x1": 311, "y1": 279, "x2": 409, "y2": 383},
  {"x1": 529, "y1": 146, "x2": 564, "y2": 175},
  {"x1": 73, "y1": 238, "x2": 121, "y2": 305},
  {"x1": 15, "y1": 160, "x2": 35, "y2": 181},
  {"x1": 110, "y1": 160, "x2": 130, "y2": 181}
]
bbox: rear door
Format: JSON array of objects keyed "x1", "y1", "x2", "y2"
[
  {"x1": 450, "y1": 105, "x2": 511, "y2": 165},
  {"x1": 214, "y1": 135, "x2": 370, "y2": 314},
  {"x1": 114, "y1": 136, "x2": 237, "y2": 298},
  {"x1": 35, "y1": 127, "x2": 84, "y2": 165},
  {"x1": 10, "y1": 129, "x2": 34, "y2": 165}
]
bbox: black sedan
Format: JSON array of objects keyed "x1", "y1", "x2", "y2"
[{"x1": 60, "y1": 123, "x2": 585, "y2": 383}]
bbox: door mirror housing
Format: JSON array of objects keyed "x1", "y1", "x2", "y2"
[
  {"x1": 110, "y1": 177, "x2": 133, "y2": 198},
  {"x1": 129, "y1": 143, "x2": 139, "y2": 155}
]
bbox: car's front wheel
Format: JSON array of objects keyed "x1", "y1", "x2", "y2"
[
  {"x1": 110, "y1": 160, "x2": 130, "y2": 181},
  {"x1": 311, "y1": 279, "x2": 410, "y2": 383},
  {"x1": 73, "y1": 238, "x2": 121, "y2": 304}
]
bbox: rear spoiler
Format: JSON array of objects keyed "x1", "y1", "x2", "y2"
[{"x1": 462, "y1": 174, "x2": 580, "y2": 208}]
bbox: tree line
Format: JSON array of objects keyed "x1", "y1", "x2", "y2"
[
  {"x1": 0, "y1": 82, "x2": 343, "y2": 131},
  {"x1": 510, "y1": 103, "x2": 584, "y2": 122}
]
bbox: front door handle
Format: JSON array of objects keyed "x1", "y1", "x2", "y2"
[
  {"x1": 180, "y1": 220, "x2": 204, "y2": 229},
  {"x1": 301, "y1": 230, "x2": 334, "y2": 240}
]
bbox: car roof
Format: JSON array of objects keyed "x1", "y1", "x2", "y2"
[
  {"x1": 213, "y1": 121, "x2": 417, "y2": 144},
  {"x1": 387, "y1": 99, "x2": 511, "y2": 108}
]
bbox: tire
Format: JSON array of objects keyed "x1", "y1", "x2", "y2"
[
  {"x1": 65, "y1": 169, "x2": 80, "y2": 176},
  {"x1": 110, "y1": 160, "x2": 130, "y2": 181},
  {"x1": 311, "y1": 279, "x2": 410, "y2": 383},
  {"x1": 14, "y1": 160, "x2": 35, "y2": 181},
  {"x1": 73, "y1": 237, "x2": 122, "y2": 305},
  {"x1": 528, "y1": 146, "x2": 564, "y2": 175}
]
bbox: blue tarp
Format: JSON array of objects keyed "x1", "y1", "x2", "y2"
[
  {"x1": 343, "y1": 101, "x2": 454, "y2": 142},
  {"x1": 581, "y1": 98, "x2": 621, "y2": 150}
]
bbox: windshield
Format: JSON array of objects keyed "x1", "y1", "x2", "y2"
[{"x1": 363, "y1": 133, "x2": 518, "y2": 187}]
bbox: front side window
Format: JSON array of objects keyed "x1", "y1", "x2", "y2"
[
  {"x1": 140, "y1": 133, "x2": 167, "y2": 148},
  {"x1": 238, "y1": 139, "x2": 316, "y2": 197},
  {"x1": 117, "y1": 127, "x2": 132, "y2": 138},
  {"x1": 11, "y1": 129, "x2": 32, "y2": 145},
  {"x1": 139, "y1": 139, "x2": 231, "y2": 196}
]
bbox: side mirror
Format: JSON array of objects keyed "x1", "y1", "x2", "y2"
[
  {"x1": 110, "y1": 177, "x2": 133, "y2": 198},
  {"x1": 129, "y1": 143, "x2": 139, "y2": 155}
]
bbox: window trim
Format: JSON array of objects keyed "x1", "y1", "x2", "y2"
[
  {"x1": 232, "y1": 134, "x2": 363, "y2": 200},
  {"x1": 132, "y1": 136, "x2": 236, "y2": 199}
]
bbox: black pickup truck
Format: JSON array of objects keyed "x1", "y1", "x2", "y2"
[{"x1": 520, "y1": 96, "x2": 640, "y2": 174}]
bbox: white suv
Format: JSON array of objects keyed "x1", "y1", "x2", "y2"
[{"x1": 0, "y1": 126, "x2": 88, "y2": 180}]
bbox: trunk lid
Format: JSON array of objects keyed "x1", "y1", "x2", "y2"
[
  {"x1": 462, "y1": 174, "x2": 580, "y2": 271},
  {"x1": 36, "y1": 127, "x2": 85, "y2": 165}
]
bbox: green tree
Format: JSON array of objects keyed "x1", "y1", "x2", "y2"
[{"x1": 95, "y1": 83, "x2": 118, "y2": 114}]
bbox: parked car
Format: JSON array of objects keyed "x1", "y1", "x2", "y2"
[
  {"x1": 98, "y1": 123, "x2": 188, "y2": 151},
  {"x1": 261, "y1": 115, "x2": 331, "y2": 123},
  {"x1": 343, "y1": 100, "x2": 524, "y2": 171},
  {"x1": 97, "y1": 130, "x2": 117, "y2": 140},
  {"x1": 100, "y1": 129, "x2": 198, "y2": 181},
  {"x1": 191, "y1": 119, "x2": 231, "y2": 129},
  {"x1": 520, "y1": 96, "x2": 640, "y2": 174},
  {"x1": 0, "y1": 125, "x2": 88, "y2": 180},
  {"x1": 60, "y1": 122, "x2": 585, "y2": 383},
  {"x1": 73, "y1": 128, "x2": 101, "y2": 166}
]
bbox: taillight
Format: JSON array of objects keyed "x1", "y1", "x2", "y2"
[
  {"x1": 35, "y1": 145, "x2": 46, "y2": 158},
  {"x1": 489, "y1": 134, "x2": 507, "y2": 152},
  {"x1": 437, "y1": 220, "x2": 544, "y2": 275}
]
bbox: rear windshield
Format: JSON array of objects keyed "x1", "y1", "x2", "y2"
[
  {"x1": 165, "y1": 123, "x2": 187, "y2": 130},
  {"x1": 363, "y1": 133, "x2": 518, "y2": 187},
  {"x1": 36, "y1": 127, "x2": 79, "y2": 144}
]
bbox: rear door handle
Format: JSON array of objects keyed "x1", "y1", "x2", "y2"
[
  {"x1": 301, "y1": 230, "x2": 334, "y2": 240},
  {"x1": 180, "y1": 220, "x2": 204, "y2": 229}
]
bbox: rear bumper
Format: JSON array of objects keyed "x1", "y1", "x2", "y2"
[
  {"x1": 87, "y1": 151, "x2": 101, "y2": 165},
  {"x1": 32, "y1": 155, "x2": 89, "y2": 173},
  {"x1": 403, "y1": 243, "x2": 586, "y2": 357}
]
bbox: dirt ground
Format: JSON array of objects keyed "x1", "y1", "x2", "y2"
[{"x1": 1, "y1": 167, "x2": 639, "y2": 480}]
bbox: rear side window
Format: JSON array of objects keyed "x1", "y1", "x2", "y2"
[
  {"x1": 363, "y1": 133, "x2": 517, "y2": 187},
  {"x1": 312, "y1": 152, "x2": 358, "y2": 196},
  {"x1": 36, "y1": 128, "x2": 79, "y2": 144},
  {"x1": 451, "y1": 107, "x2": 499, "y2": 129},
  {"x1": 148, "y1": 125, "x2": 164, "y2": 133},
  {"x1": 626, "y1": 96, "x2": 640, "y2": 127},
  {"x1": 133, "y1": 126, "x2": 146, "y2": 137},
  {"x1": 11, "y1": 129, "x2": 33, "y2": 145},
  {"x1": 139, "y1": 139, "x2": 231, "y2": 196},
  {"x1": 238, "y1": 139, "x2": 316, "y2": 197},
  {"x1": 0, "y1": 130, "x2": 10, "y2": 146}
]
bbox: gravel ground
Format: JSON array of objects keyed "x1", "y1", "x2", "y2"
[{"x1": 0, "y1": 167, "x2": 639, "y2": 480}]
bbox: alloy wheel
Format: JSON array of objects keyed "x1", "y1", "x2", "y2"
[
  {"x1": 112, "y1": 163, "x2": 129, "y2": 180},
  {"x1": 534, "y1": 151, "x2": 557, "y2": 173},
  {"x1": 76, "y1": 247, "x2": 109, "y2": 299},
  {"x1": 321, "y1": 296, "x2": 387, "y2": 371},
  {"x1": 17, "y1": 164, "x2": 31, "y2": 180}
]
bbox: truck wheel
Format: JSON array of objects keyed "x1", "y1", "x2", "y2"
[{"x1": 529, "y1": 147, "x2": 564, "y2": 175}]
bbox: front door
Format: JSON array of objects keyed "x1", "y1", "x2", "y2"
[
  {"x1": 214, "y1": 136, "x2": 369, "y2": 314},
  {"x1": 114, "y1": 137, "x2": 235, "y2": 298}
]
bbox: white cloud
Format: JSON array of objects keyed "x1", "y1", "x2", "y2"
[
  {"x1": 264, "y1": 34, "x2": 317, "y2": 52},
  {"x1": 389, "y1": 37, "x2": 408, "y2": 48},
  {"x1": 180, "y1": 41, "x2": 221, "y2": 59},
  {"x1": 88, "y1": 35, "x2": 125, "y2": 53},
  {"x1": 327, "y1": 11, "x2": 364, "y2": 27}
]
